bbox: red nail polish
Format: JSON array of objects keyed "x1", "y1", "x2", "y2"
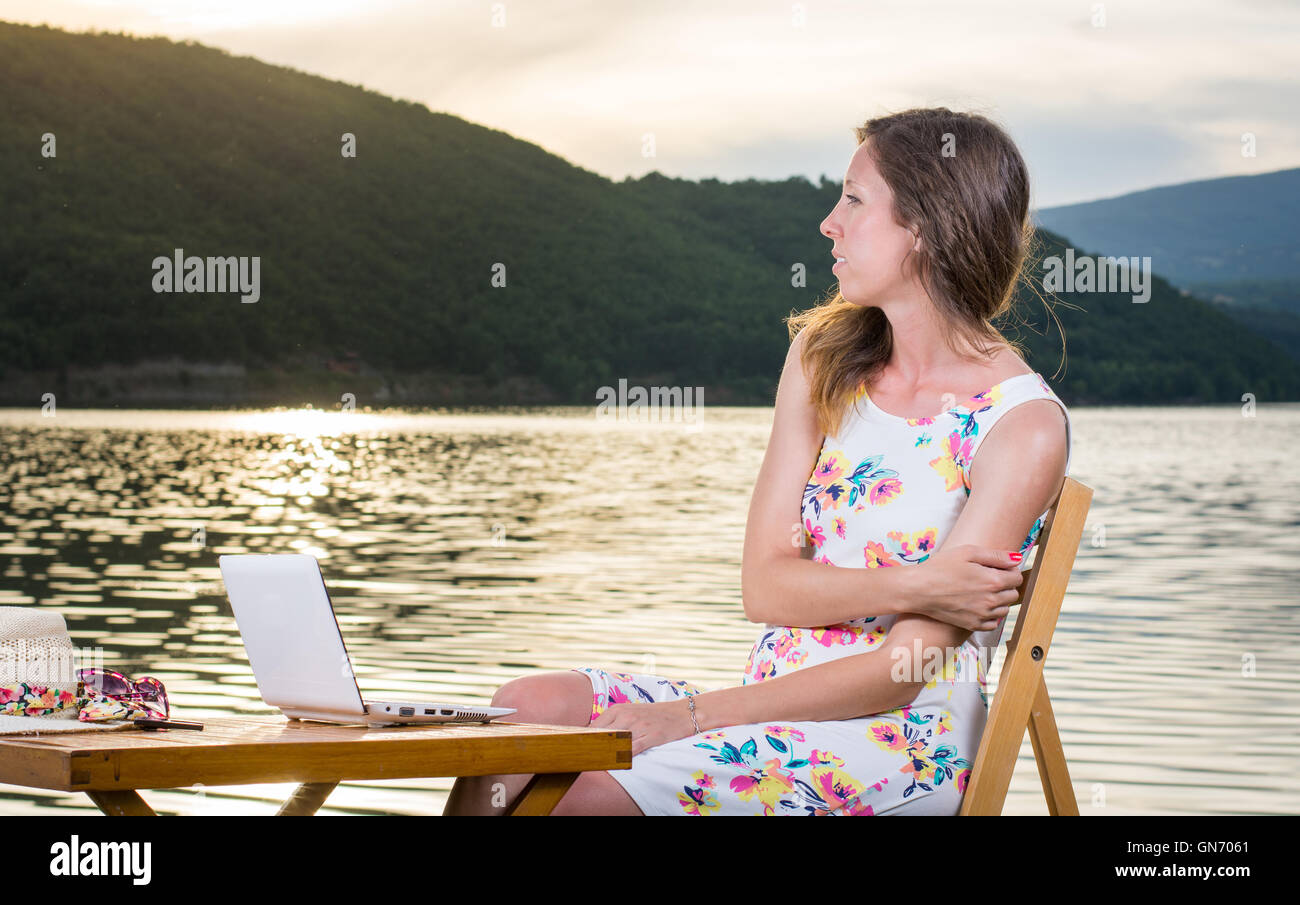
[{"x1": 1008, "y1": 552, "x2": 1022, "y2": 561}]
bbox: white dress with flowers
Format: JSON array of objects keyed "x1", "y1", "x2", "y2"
[{"x1": 572, "y1": 370, "x2": 1073, "y2": 815}]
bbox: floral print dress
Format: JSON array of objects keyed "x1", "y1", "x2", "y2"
[{"x1": 571, "y1": 370, "x2": 1073, "y2": 815}]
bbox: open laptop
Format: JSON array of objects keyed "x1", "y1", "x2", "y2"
[{"x1": 218, "y1": 553, "x2": 516, "y2": 727}]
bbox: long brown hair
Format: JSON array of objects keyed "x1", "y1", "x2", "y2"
[{"x1": 788, "y1": 107, "x2": 1039, "y2": 438}]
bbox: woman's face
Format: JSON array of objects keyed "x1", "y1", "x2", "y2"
[{"x1": 819, "y1": 141, "x2": 921, "y2": 306}]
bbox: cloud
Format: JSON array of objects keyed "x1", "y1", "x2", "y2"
[{"x1": 1, "y1": 0, "x2": 1296, "y2": 206}]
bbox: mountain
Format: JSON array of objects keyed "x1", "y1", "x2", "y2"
[
  {"x1": 1035, "y1": 169, "x2": 1300, "y2": 362},
  {"x1": 1035, "y1": 168, "x2": 1300, "y2": 284},
  {"x1": 1, "y1": 21, "x2": 1297, "y2": 406}
]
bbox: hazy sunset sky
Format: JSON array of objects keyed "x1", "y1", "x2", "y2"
[{"x1": 3, "y1": 0, "x2": 1296, "y2": 207}]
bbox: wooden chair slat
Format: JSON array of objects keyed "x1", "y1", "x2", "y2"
[
  {"x1": 1028, "y1": 675, "x2": 1079, "y2": 816},
  {"x1": 504, "y1": 773, "x2": 582, "y2": 816},
  {"x1": 276, "y1": 781, "x2": 340, "y2": 816}
]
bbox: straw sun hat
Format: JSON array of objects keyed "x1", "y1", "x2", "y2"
[{"x1": 0, "y1": 606, "x2": 130, "y2": 735}]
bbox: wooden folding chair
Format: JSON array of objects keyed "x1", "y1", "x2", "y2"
[{"x1": 958, "y1": 476, "x2": 1093, "y2": 816}]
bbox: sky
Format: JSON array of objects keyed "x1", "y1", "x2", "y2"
[{"x1": 2, "y1": 0, "x2": 1297, "y2": 208}]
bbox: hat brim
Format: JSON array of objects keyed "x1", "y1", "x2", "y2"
[{"x1": 0, "y1": 714, "x2": 138, "y2": 736}]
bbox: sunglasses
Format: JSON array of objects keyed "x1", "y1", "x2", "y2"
[{"x1": 76, "y1": 668, "x2": 169, "y2": 719}]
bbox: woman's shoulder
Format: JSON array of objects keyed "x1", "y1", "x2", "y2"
[
  {"x1": 966, "y1": 369, "x2": 1072, "y2": 476},
  {"x1": 967, "y1": 366, "x2": 1068, "y2": 433}
]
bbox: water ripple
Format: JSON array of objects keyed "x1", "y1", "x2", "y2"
[{"x1": 0, "y1": 404, "x2": 1296, "y2": 815}]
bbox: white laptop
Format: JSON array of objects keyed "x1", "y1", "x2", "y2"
[{"x1": 218, "y1": 553, "x2": 516, "y2": 727}]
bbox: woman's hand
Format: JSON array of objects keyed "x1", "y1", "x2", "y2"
[
  {"x1": 910, "y1": 544, "x2": 1025, "y2": 631},
  {"x1": 590, "y1": 699, "x2": 695, "y2": 757}
]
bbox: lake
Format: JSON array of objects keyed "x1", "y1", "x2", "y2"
[{"x1": 0, "y1": 403, "x2": 1296, "y2": 815}]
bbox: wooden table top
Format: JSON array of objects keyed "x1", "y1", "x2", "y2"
[{"x1": 0, "y1": 716, "x2": 632, "y2": 792}]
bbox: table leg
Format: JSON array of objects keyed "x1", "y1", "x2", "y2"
[
  {"x1": 276, "y1": 782, "x2": 340, "y2": 816},
  {"x1": 504, "y1": 772, "x2": 580, "y2": 816},
  {"x1": 84, "y1": 775, "x2": 576, "y2": 816},
  {"x1": 86, "y1": 790, "x2": 157, "y2": 816}
]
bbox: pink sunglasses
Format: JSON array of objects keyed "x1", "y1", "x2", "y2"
[{"x1": 77, "y1": 667, "x2": 169, "y2": 719}]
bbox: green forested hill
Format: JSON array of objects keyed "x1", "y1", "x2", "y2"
[{"x1": 2, "y1": 21, "x2": 1297, "y2": 406}]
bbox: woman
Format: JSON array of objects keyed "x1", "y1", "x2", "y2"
[{"x1": 444, "y1": 107, "x2": 1072, "y2": 816}]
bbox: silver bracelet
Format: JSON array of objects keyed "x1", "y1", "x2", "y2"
[{"x1": 686, "y1": 692, "x2": 700, "y2": 735}]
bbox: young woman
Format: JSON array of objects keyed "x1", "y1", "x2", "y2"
[{"x1": 445, "y1": 107, "x2": 1072, "y2": 816}]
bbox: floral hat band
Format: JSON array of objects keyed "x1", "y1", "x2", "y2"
[{"x1": 0, "y1": 681, "x2": 82, "y2": 718}]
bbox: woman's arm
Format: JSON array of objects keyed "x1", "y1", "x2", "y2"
[
  {"x1": 750, "y1": 555, "x2": 917, "y2": 628},
  {"x1": 742, "y1": 333, "x2": 918, "y2": 626},
  {"x1": 687, "y1": 614, "x2": 968, "y2": 728},
  {"x1": 689, "y1": 400, "x2": 1069, "y2": 727}
]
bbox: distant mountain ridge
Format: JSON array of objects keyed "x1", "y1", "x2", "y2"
[
  {"x1": 1035, "y1": 168, "x2": 1300, "y2": 284},
  {"x1": 1, "y1": 20, "x2": 1297, "y2": 406},
  {"x1": 1035, "y1": 168, "x2": 1300, "y2": 363}
]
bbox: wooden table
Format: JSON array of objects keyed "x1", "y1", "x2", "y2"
[{"x1": 0, "y1": 716, "x2": 632, "y2": 815}]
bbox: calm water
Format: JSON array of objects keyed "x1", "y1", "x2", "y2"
[{"x1": 0, "y1": 403, "x2": 1296, "y2": 816}]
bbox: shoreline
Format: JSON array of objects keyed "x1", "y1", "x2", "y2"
[
  {"x1": 0, "y1": 359, "x2": 1284, "y2": 409},
  {"x1": 0, "y1": 358, "x2": 772, "y2": 409}
]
